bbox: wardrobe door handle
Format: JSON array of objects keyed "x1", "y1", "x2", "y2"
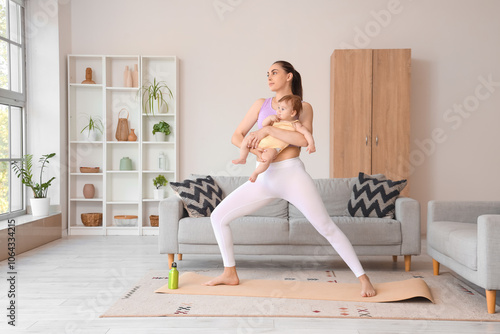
[
  {"x1": 365, "y1": 136, "x2": 368, "y2": 146},
  {"x1": 376, "y1": 136, "x2": 379, "y2": 146}
]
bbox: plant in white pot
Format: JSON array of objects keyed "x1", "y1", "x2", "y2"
[
  {"x1": 153, "y1": 174, "x2": 168, "y2": 200},
  {"x1": 152, "y1": 120, "x2": 171, "y2": 142},
  {"x1": 80, "y1": 114, "x2": 103, "y2": 141},
  {"x1": 140, "y1": 78, "x2": 174, "y2": 115},
  {"x1": 12, "y1": 153, "x2": 56, "y2": 216}
]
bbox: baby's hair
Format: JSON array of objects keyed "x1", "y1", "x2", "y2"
[{"x1": 278, "y1": 94, "x2": 303, "y2": 116}]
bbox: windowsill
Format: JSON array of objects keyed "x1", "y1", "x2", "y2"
[{"x1": 0, "y1": 209, "x2": 62, "y2": 230}]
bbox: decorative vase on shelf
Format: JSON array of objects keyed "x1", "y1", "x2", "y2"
[
  {"x1": 124, "y1": 66, "x2": 133, "y2": 87},
  {"x1": 81, "y1": 67, "x2": 95, "y2": 84},
  {"x1": 132, "y1": 64, "x2": 138, "y2": 87},
  {"x1": 154, "y1": 188, "x2": 165, "y2": 200},
  {"x1": 83, "y1": 184, "x2": 95, "y2": 199},
  {"x1": 128, "y1": 129, "x2": 137, "y2": 141},
  {"x1": 155, "y1": 133, "x2": 166, "y2": 142},
  {"x1": 85, "y1": 129, "x2": 98, "y2": 142},
  {"x1": 158, "y1": 152, "x2": 166, "y2": 170}
]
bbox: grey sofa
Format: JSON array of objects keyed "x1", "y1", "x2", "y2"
[
  {"x1": 427, "y1": 201, "x2": 500, "y2": 314},
  {"x1": 159, "y1": 175, "x2": 421, "y2": 272}
]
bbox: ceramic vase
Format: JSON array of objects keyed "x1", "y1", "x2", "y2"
[
  {"x1": 155, "y1": 132, "x2": 166, "y2": 142},
  {"x1": 30, "y1": 198, "x2": 50, "y2": 217},
  {"x1": 128, "y1": 129, "x2": 137, "y2": 141},
  {"x1": 154, "y1": 188, "x2": 165, "y2": 200},
  {"x1": 124, "y1": 66, "x2": 133, "y2": 87},
  {"x1": 132, "y1": 64, "x2": 139, "y2": 87},
  {"x1": 83, "y1": 184, "x2": 95, "y2": 199}
]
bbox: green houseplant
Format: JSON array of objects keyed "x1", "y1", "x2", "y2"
[
  {"x1": 80, "y1": 114, "x2": 103, "y2": 141},
  {"x1": 140, "y1": 78, "x2": 174, "y2": 115},
  {"x1": 153, "y1": 174, "x2": 168, "y2": 200},
  {"x1": 12, "y1": 153, "x2": 56, "y2": 216},
  {"x1": 152, "y1": 120, "x2": 171, "y2": 141}
]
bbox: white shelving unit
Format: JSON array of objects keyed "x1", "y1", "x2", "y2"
[{"x1": 67, "y1": 55, "x2": 179, "y2": 236}]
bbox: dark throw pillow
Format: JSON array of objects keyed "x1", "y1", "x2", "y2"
[
  {"x1": 347, "y1": 172, "x2": 407, "y2": 218},
  {"x1": 170, "y1": 175, "x2": 224, "y2": 218}
]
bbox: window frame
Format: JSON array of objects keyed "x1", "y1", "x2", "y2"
[{"x1": 0, "y1": 0, "x2": 27, "y2": 220}]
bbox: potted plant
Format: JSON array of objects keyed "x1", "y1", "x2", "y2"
[
  {"x1": 80, "y1": 114, "x2": 103, "y2": 141},
  {"x1": 11, "y1": 153, "x2": 56, "y2": 216},
  {"x1": 140, "y1": 78, "x2": 174, "y2": 115},
  {"x1": 153, "y1": 174, "x2": 168, "y2": 200},
  {"x1": 152, "y1": 120, "x2": 171, "y2": 141}
]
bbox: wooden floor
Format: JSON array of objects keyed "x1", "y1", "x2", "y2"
[{"x1": 0, "y1": 235, "x2": 499, "y2": 333}]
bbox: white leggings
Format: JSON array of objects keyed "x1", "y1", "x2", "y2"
[{"x1": 210, "y1": 157, "x2": 366, "y2": 278}]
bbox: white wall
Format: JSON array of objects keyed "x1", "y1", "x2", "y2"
[{"x1": 44, "y1": 0, "x2": 500, "y2": 232}]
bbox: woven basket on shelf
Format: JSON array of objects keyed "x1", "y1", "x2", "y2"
[
  {"x1": 81, "y1": 213, "x2": 103, "y2": 226},
  {"x1": 149, "y1": 215, "x2": 159, "y2": 227}
]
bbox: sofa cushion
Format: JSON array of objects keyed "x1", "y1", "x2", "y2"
[
  {"x1": 289, "y1": 177, "x2": 357, "y2": 218},
  {"x1": 211, "y1": 175, "x2": 288, "y2": 218},
  {"x1": 289, "y1": 217, "x2": 401, "y2": 246},
  {"x1": 347, "y1": 173, "x2": 407, "y2": 218},
  {"x1": 178, "y1": 216, "x2": 290, "y2": 245},
  {"x1": 170, "y1": 175, "x2": 224, "y2": 217},
  {"x1": 428, "y1": 221, "x2": 477, "y2": 270}
]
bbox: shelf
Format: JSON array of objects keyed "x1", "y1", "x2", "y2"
[
  {"x1": 106, "y1": 87, "x2": 139, "y2": 91},
  {"x1": 69, "y1": 83, "x2": 103, "y2": 88},
  {"x1": 70, "y1": 141, "x2": 103, "y2": 144},
  {"x1": 107, "y1": 201, "x2": 139, "y2": 205},
  {"x1": 106, "y1": 170, "x2": 139, "y2": 174},
  {"x1": 143, "y1": 141, "x2": 175, "y2": 145},
  {"x1": 68, "y1": 54, "x2": 178, "y2": 236},
  {"x1": 106, "y1": 141, "x2": 139, "y2": 144},
  {"x1": 70, "y1": 198, "x2": 103, "y2": 202},
  {"x1": 142, "y1": 170, "x2": 175, "y2": 174}
]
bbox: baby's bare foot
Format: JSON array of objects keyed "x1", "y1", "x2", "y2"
[
  {"x1": 249, "y1": 173, "x2": 258, "y2": 182},
  {"x1": 232, "y1": 158, "x2": 246, "y2": 165}
]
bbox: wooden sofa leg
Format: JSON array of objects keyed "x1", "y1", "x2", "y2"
[
  {"x1": 404, "y1": 255, "x2": 411, "y2": 271},
  {"x1": 486, "y1": 290, "x2": 497, "y2": 314},
  {"x1": 168, "y1": 253, "x2": 174, "y2": 269},
  {"x1": 433, "y1": 259, "x2": 440, "y2": 276},
  {"x1": 392, "y1": 256, "x2": 397, "y2": 262},
  {"x1": 178, "y1": 254, "x2": 183, "y2": 261}
]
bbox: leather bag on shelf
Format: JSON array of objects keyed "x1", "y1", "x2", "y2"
[{"x1": 115, "y1": 108, "x2": 129, "y2": 141}]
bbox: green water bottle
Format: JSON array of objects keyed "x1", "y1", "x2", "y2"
[{"x1": 168, "y1": 262, "x2": 179, "y2": 289}]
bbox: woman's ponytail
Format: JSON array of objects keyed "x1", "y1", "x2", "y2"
[{"x1": 273, "y1": 60, "x2": 303, "y2": 100}]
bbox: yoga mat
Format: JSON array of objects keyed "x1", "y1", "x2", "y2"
[{"x1": 155, "y1": 272, "x2": 434, "y2": 303}]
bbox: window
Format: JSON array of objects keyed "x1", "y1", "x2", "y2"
[{"x1": 0, "y1": 0, "x2": 25, "y2": 220}]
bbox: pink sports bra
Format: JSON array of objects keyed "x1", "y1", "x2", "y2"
[{"x1": 257, "y1": 97, "x2": 276, "y2": 129}]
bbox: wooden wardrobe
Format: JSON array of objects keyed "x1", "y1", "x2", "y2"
[{"x1": 330, "y1": 48, "x2": 411, "y2": 192}]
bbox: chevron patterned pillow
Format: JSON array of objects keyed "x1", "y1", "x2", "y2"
[
  {"x1": 170, "y1": 176, "x2": 224, "y2": 218},
  {"x1": 347, "y1": 173, "x2": 407, "y2": 218}
]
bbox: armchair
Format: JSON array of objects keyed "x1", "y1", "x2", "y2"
[{"x1": 427, "y1": 201, "x2": 500, "y2": 314}]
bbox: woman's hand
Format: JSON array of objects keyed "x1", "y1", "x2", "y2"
[{"x1": 247, "y1": 127, "x2": 269, "y2": 149}]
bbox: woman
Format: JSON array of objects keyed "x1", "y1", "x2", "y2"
[{"x1": 203, "y1": 61, "x2": 376, "y2": 297}]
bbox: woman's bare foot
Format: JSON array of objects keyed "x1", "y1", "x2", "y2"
[
  {"x1": 203, "y1": 266, "x2": 240, "y2": 286},
  {"x1": 359, "y1": 274, "x2": 376, "y2": 297},
  {"x1": 232, "y1": 158, "x2": 246, "y2": 165}
]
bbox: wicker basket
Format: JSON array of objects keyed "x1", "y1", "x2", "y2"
[
  {"x1": 150, "y1": 215, "x2": 159, "y2": 227},
  {"x1": 81, "y1": 213, "x2": 103, "y2": 226}
]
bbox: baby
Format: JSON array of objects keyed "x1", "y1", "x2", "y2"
[{"x1": 232, "y1": 94, "x2": 316, "y2": 182}]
